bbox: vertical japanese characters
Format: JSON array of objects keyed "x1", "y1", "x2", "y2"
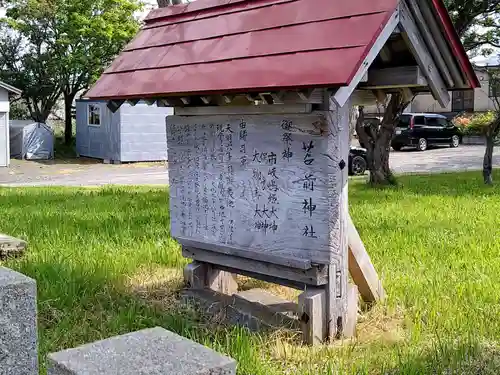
[
  {"x1": 301, "y1": 140, "x2": 317, "y2": 239},
  {"x1": 168, "y1": 115, "x2": 326, "y2": 247}
]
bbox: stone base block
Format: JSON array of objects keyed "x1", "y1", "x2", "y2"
[
  {"x1": 47, "y1": 327, "x2": 236, "y2": 375},
  {"x1": 0, "y1": 234, "x2": 27, "y2": 259},
  {"x1": 0, "y1": 266, "x2": 38, "y2": 375}
]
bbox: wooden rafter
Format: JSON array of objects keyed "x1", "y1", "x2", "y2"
[{"x1": 399, "y1": 1, "x2": 450, "y2": 107}]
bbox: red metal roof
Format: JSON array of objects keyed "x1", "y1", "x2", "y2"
[
  {"x1": 86, "y1": 0, "x2": 478, "y2": 100},
  {"x1": 87, "y1": 0, "x2": 399, "y2": 99}
]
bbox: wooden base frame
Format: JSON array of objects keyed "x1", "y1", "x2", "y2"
[
  {"x1": 183, "y1": 237, "x2": 380, "y2": 345},
  {"x1": 182, "y1": 256, "x2": 359, "y2": 345}
]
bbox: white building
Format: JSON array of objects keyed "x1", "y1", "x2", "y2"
[{"x1": 0, "y1": 81, "x2": 22, "y2": 167}]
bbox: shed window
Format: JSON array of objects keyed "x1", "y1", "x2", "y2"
[{"x1": 88, "y1": 104, "x2": 101, "y2": 126}]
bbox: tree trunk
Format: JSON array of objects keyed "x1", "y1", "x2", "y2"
[
  {"x1": 64, "y1": 92, "x2": 76, "y2": 145},
  {"x1": 355, "y1": 93, "x2": 406, "y2": 186},
  {"x1": 483, "y1": 135, "x2": 494, "y2": 185}
]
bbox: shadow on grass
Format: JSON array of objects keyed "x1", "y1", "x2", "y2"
[{"x1": 12, "y1": 259, "x2": 281, "y2": 375}]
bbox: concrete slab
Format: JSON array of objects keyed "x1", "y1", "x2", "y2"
[{"x1": 47, "y1": 327, "x2": 236, "y2": 375}]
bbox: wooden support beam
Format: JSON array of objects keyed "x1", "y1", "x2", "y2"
[
  {"x1": 258, "y1": 93, "x2": 274, "y2": 105},
  {"x1": 379, "y1": 45, "x2": 392, "y2": 62},
  {"x1": 177, "y1": 237, "x2": 312, "y2": 270},
  {"x1": 399, "y1": 2, "x2": 450, "y2": 107},
  {"x1": 364, "y1": 66, "x2": 427, "y2": 89},
  {"x1": 182, "y1": 246, "x2": 328, "y2": 286},
  {"x1": 297, "y1": 88, "x2": 314, "y2": 101},
  {"x1": 344, "y1": 284, "x2": 359, "y2": 338},
  {"x1": 325, "y1": 96, "x2": 351, "y2": 340},
  {"x1": 157, "y1": 98, "x2": 175, "y2": 107},
  {"x1": 180, "y1": 97, "x2": 191, "y2": 105},
  {"x1": 417, "y1": 0, "x2": 466, "y2": 88},
  {"x1": 246, "y1": 93, "x2": 259, "y2": 103},
  {"x1": 282, "y1": 89, "x2": 325, "y2": 104},
  {"x1": 222, "y1": 95, "x2": 234, "y2": 104},
  {"x1": 401, "y1": 87, "x2": 414, "y2": 103},
  {"x1": 373, "y1": 90, "x2": 387, "y2": 104},
  {"x1": 333, "y1": 8, "x2": 400, "y2": 107},
  {"x1": 144, "y1": 99, "x2": 156, "y2": 106},
  {"x1": 347, "y1": 214, "x2": 386, "y2": 303},
  {"x1": 126, "y1": 99, "x2": 140, "y2": 106},
  {"x1": 200, "y1": 96, "x2": 212, "y2": 105},
  {"x1": 184, "y1": 261, "x2": 237, "y2": 295},
  {"x1": 173, "y1": 104, "x2": 313, "y2": 116},
  {"x1": 206, "y1": 266, "x2": 238, "y2": 295},
  {"x1": 184, "y1": 262, "x2": 208, "y2": 289},
  {"x1": 270, "y1": 91, "x2": 285, "y2": 105},
  {"x1": 351, "y1": 90, "x2": 378, "y2": 106},
  {"x1": 298, "y1": 288, "x2": 326, "y2": 345},
  {"x1": 406, "y1": 0, "x2": 454, "y2": 87},
  {"x1": 106, "y1": 100, "x2": 124, "y2": 113}
]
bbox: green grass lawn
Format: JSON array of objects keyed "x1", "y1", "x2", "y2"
[{"x1": 1, "y1": 171, "x2": 500, "y2": 374}]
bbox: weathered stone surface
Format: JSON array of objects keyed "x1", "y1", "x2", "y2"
[
  {"x1": 0, "y1": 234, "x2": 27, "y2": 259},
  {"x1": 0, "y1": 266, "x2": 38, "y2": 375},
  {"x1": 47, "y1": 327, "x2": 236, "y2": 375}
]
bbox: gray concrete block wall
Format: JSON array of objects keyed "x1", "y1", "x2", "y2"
[
  {"x1": 0, "y1": 266, "x2": 38, "y2": 375},
  {"x1": 48, "y1": 327, "x2": 236, "y2": 375}
]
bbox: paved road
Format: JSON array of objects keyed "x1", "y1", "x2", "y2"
[
  {"x1": 390, "y1": 145, "x2": 500, "y2": 174},
  {"x1": 0, "y1": 159, "x2": 169, "y2": 187},
  {"x1": 0, "y1": 145, "x2": 498, "y2": 187}
]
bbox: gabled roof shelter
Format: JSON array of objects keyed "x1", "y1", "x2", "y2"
[{"x1": 86, "y1": 0, "x2": 479, "y2": 110}]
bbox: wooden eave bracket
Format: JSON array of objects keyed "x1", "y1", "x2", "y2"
[
  {"x1": 335, "y1": 0, "x2": 454, "y2": 108},
  {"x1": 398, "y1": 0, "x2": 450, "y2": 107},
  {"x1": 333, "y1": 7, "x2": 400, "y2": 107},
  {"x1": 106, "y1": 100, "x2": 125, "y2": 113}
]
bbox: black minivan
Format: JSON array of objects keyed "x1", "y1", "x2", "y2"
[{"x1": 391, "y1": 113, "x2": 461, "y2": 151}]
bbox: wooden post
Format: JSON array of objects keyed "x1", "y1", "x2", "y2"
[
  {"x1": 183, "y1": 262, "x2": 208, "y2": 289},
  {"x1": 344, "y1": 283, "x2": 359, "y2": 338},
  {"x1": 206, "y1": 266, "x2": 238, "y2": 295},
  {"x1": 184, "y1": 261, "x2": 238, "y2": 295},
  {"x1": 298, "y1": 288, "x2": 326, "y2": 345},
  {"x1": 348, "y1": 215, "x2": 386, "y2": 303},
  {"x1": 325, "y1": 96, "x2": 351, "y2": 340}
]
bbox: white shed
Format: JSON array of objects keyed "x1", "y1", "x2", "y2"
[
  {"x1": 0, "y1": 81, "x2": 22, "y2": 167},
  {"x1": 75, "y1": 99, "x2": 173, "y2": 163}
]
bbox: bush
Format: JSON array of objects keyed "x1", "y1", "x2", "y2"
[{"x1": 453, "y1": 111, "x2": 496, "y2": 136}]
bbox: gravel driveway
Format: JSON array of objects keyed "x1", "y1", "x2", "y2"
[
  {"x1": 0, "y1": 159, "x2": 169, "y2": 187},
  {"x1": 0, "y1": 145, "x2": 498, "y2": 187}
]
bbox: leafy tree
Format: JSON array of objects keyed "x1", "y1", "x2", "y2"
[
  {"x1": 0, "y1": 0, "x2": 141, "y2": 143},
  {"x1": 444, "y1": 0, "x2": 500, "y2": 54},
  {"x1": 362, "y1": 1, "x2": 500, "y2": 186}
]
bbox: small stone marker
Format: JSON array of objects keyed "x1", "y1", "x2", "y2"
[
  {"x1": 0, "y1": 234, "x2": 27, "y2": 259},
  {"x1": 47, "y1": 327, "x2": 237, "y2": 375},
  {"x1": 0, "y1": 266, "x2": 38, "y2": 375}
]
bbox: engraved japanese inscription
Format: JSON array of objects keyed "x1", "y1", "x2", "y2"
[{"x1": 167, "y1": 114, "x2": 342, "y2": 265}]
